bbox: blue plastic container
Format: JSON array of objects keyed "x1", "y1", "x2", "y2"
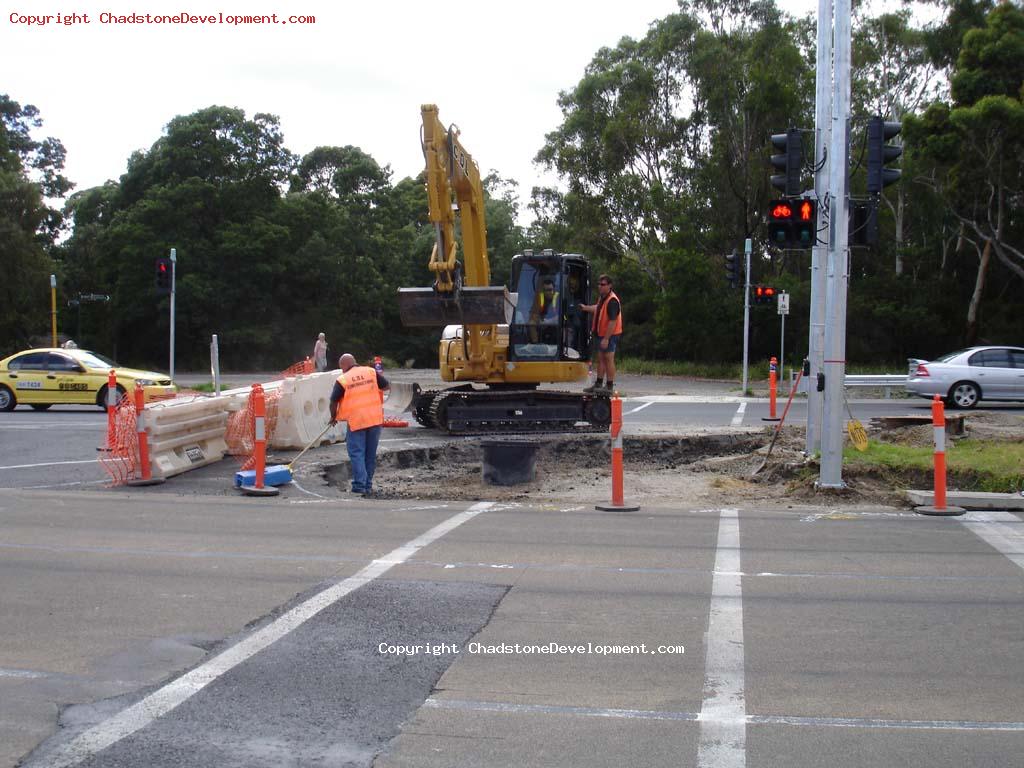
[{"x1": 234, "y1": 465, "x2": 292, "y2": 488}]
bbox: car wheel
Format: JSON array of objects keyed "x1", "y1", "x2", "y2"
[
  {"x1": 96, "y1": 384, "x2": 128, "y2": 409},
  {"x1": 30, "y1": 403, "x2": 52, "y2": 411},
  {"x1": 947, "y1": 381, "x2": 980, "y2": 409},
  {"x1": 0, "y1": 385, "x2": 15, "y2": 412}
]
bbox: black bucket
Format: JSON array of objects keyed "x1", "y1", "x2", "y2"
[
  {"x1": 397, "y1": 286, "x2": 510, "y2": 327},
  {"x1": 481, "y1": 440, "x2": 540, "y2": 486}
]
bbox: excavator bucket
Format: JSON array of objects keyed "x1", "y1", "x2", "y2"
[
  {"x1": 397, "y1": 286, "x2": 510, "y2": 327},
  {"x1": 383, "y1": 382, "x2": 420, "y2": 414}
]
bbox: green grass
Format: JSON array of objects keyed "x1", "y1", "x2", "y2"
[
  {"x1": 187, "y1": 382, "x2": 215, "y2": 392},
  {"x1": 616, "y1": 357, "x2": 742, "y2": 379},
  {"x1": 844, "y1": 439, "x2": 1024, "y2": 493},
  {"x1": 616, "y1": 358, "x2": 909, "y2": 380}
]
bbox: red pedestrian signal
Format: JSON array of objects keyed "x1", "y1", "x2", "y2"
[{"x1": 767, "y1": 198, "x2": 816, "y2": 248}]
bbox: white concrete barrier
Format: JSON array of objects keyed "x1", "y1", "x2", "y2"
[
  {"x1": 145, "y1": 396, "x2": 231, "y2": 478},
  {"x1": 269, "y1": 371, "x2": 344, "y2": 450}
]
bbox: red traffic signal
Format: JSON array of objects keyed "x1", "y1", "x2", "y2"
[
  {"x1": 752, "y1": 284, "x2": 778, "y2": 306},
  {"x1": 155, "y1": 257, "x2": 172, "y2": 294},
  {"x1": 767, "y1": 198, "x2": 817, "y2": 248}
]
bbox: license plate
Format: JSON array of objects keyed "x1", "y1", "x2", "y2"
[{"x1": 184, "y1": 445, "x2": 204, "y2": 463}]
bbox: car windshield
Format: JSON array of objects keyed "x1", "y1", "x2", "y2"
[{"x1": 74, "y1": 351, "x2": 118, "y2": 369}]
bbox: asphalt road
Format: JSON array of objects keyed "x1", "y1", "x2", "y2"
[
  {"x1": 1, "y1": 378, "x2": 1022, "y2": 767},
  {"x1": 3, "y1": 493, "x2": 1022, "y2": 768}
]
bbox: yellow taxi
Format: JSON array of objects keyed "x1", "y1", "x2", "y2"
[{"x1": 0, "y1": 348, "x2": 177, "y2": 411}]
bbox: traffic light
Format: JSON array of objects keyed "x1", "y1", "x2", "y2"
[
  {"x1": 752, "y1": 284, "x2": 778, "y2": 305},
  {"x1": 724, "y1": 250, "x2": 739, "y2": 288},
  {"x1": 768, "y1": 198, "x2": 817, "y2": 248},
  {"x1": 770, "y1": 128, "x2": 803, "y2": 196},
  {"x1": 768, "y1": 200, "x2": 793, "y2": 246},
  {"x1": 793, "y1": 197, "x2": 816, "y2": 247},
  {"x1": 155, "y1": 257, "x2": 171, "y2": 294},
  {"x1": 850, "y1": 201, "x2": 879, "y2": 246},
  {"x1": 866, "y1": 116, "x2": 902, "y2": 194}
]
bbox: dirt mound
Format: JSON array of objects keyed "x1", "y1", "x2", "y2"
[{"x1": 318, "y1": 411, "x2": 1023, "y2": 506}]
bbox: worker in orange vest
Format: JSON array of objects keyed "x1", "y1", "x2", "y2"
[
  {"x1": 329, "y1": 353, "x2": 389, "y2": 497},
  {"x1": 580, "y1": 274, "x2": 622, "y2": 393}
]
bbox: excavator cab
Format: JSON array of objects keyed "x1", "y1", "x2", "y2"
[{"x1": 508, "y1": 250, "x2": 592, "y2": 364}]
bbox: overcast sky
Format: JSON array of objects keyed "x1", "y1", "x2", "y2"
[{"x1": 4, "y1": 0, "x2": 829, "y2": 216}]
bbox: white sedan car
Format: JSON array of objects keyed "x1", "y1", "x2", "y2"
[{"x1": 906, "y1": 346, "x2": 1024, "y2": 408}]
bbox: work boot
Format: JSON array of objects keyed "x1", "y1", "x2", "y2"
[{"x1": 583, "y1": 382, "x2": 602, "y2": 394}]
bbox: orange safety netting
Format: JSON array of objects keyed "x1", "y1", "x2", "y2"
[
  {"x1": 98, "y1": 398, "x2": 140, "y2": 486},
  {"x1": 224, "y1": 386, "x2": 283, "y2": 470},
  {"x1": 281, "y1": 358, "x2": 315, "y2": 378}
]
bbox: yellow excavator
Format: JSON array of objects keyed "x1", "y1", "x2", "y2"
[{"x1": 396, "y1": 104, "x2": 612, "y2": 433}]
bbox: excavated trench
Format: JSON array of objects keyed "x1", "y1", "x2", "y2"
[{"x1": 322, "y1": 433, "x2": 766, "y2": 501}]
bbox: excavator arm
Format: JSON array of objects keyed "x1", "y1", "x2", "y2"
[{"x1": 397, "y1": 104, "x2": 508, "y2": 328}]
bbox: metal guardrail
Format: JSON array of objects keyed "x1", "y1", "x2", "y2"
[
  {"x1": 844, "y1": 374, "x2": 907, "y2": 387},
  {"x1": 790, "y1": 372, "x2": 907, "y2": 397}
]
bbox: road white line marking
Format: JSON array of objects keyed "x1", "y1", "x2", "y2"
[
  {"x1": 749, "y1": 714, "x2": 1024, "y2": 731},
  {"x1": 40, "y1": 501, "x2": 495, "y2": 768},
  {"x1": 424, "y1": 698, "x2": 698, "y2": 721},
  {"x1": 0, "y1": 668, "x2": 48, "y2": 679},
  {"x1": 23, "y1": 479, "x2": 108, "y2": 490},
  {"x1": 0, "y1": 423, "x2": 102, "y2": 430},
  {"x1": 698, "y1": 508, "x2": 746, "y2": 768},
  {"x1": 961, "y1": 511, "x2": 1024, "y2": 572},
  {"x1": 631, "y1": 395, "x2": 744, "y2": 404},
  {"x1": 0, "y1": 459, "x2": 98, "y2": 471},
  {"x1": 625, "y1": 401, "x2": 654, "y2": 415},
  {"x1": 730, "y1": 402, "x2": 747, "y2": 427},
  {"x1": 421, "y1": 699, "x2": 1024, "y2": 732}
]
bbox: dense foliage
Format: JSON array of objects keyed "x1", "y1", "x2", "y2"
[{"x1": 1, "y1": 0, "x2": 1019, "y2": 372}]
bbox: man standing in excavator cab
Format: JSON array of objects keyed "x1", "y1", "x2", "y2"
[
  {"x1": 329, "y1": 353, "x2": 389, "y2": 497},
  {"x1": 581, "y1": 274, "x2": 622, "y2": 393}
]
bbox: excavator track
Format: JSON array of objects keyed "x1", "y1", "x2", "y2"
[{"x1": 417, "y1": 388, "x2": 612, "y2": 435}]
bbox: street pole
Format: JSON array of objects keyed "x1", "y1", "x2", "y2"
[
  {"x1": 780, "y1": 304, "x2": 786, "y2": 388},
  {"x1": 169, "y1": 248, "x2": 176, "y2": 381},
  {"x1": 807, "y1": 0, "x2": 832, "y2": 456},
  {"x1": 49, "y1": 274, "x2": 57, "y2": 347},
  {"x1": 210, "y1": 334, "x2": 221, "y2": 395},
  {"x1": 820, "y1": 0, "x2": 852, "y2": 488},
  {"x1": 742, "y1": 237, "x2": 752, "y2": 396}
]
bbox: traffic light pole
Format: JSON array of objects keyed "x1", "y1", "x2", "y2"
[
  {"x1": 820, "y1": 0, "x2": 852, "y2": 488},
  {"x1": 169, "y1": 248, "x2": 176, "y2": 381},
  {"x1": 806, "y1": 0, "x2": 832, "y2": 457},
  {"x1": 742, "y1": 238, "x2": 751, "y2": 396}
]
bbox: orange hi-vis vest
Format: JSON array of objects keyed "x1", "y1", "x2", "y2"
[
  {"x1": 594, "y1": 290, "x2": 623, "y2": 337},
  {"x1": 337, "y1": 366, "x2": 384, "y2": 431}
]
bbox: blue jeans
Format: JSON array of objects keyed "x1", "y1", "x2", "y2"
[{"x1": 346, "y1": 424, "x2": 382, "y2": 493}]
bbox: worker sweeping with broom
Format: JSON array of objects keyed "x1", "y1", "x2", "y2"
[{"x1": 329, "y1": 353, "x2": 389, "y2": 498}]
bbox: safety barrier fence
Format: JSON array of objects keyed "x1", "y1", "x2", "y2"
[{"x1": 99, "y1": 357, "x2": 416, "y2": 487}]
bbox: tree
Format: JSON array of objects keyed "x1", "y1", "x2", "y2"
[
  {"x1": 905, "y1": 2, "x2": 1024, "y2": 343},
  {"x1": 0, "y1": 95, "x2": 72, "y2": 350}
]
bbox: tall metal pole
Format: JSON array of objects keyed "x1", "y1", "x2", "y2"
[
  {"x1": 807, "y1": 0, "x2": 833, "y2": 456},
  {"x1": 49, "y1": 274, "x2": 58, "y2": 347},
  {"x1": 780, "y1": 310, "x2": 786, "y2": 386},
  {"x1": 820, "y1": 0, "x2": 852, "y2": 487},
  {"x1": 742, "y1": 237, "x2": 752, "y2": 395},
  {"x1": 169, "y1": 248, "x2": 176, "y2": 381}
]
